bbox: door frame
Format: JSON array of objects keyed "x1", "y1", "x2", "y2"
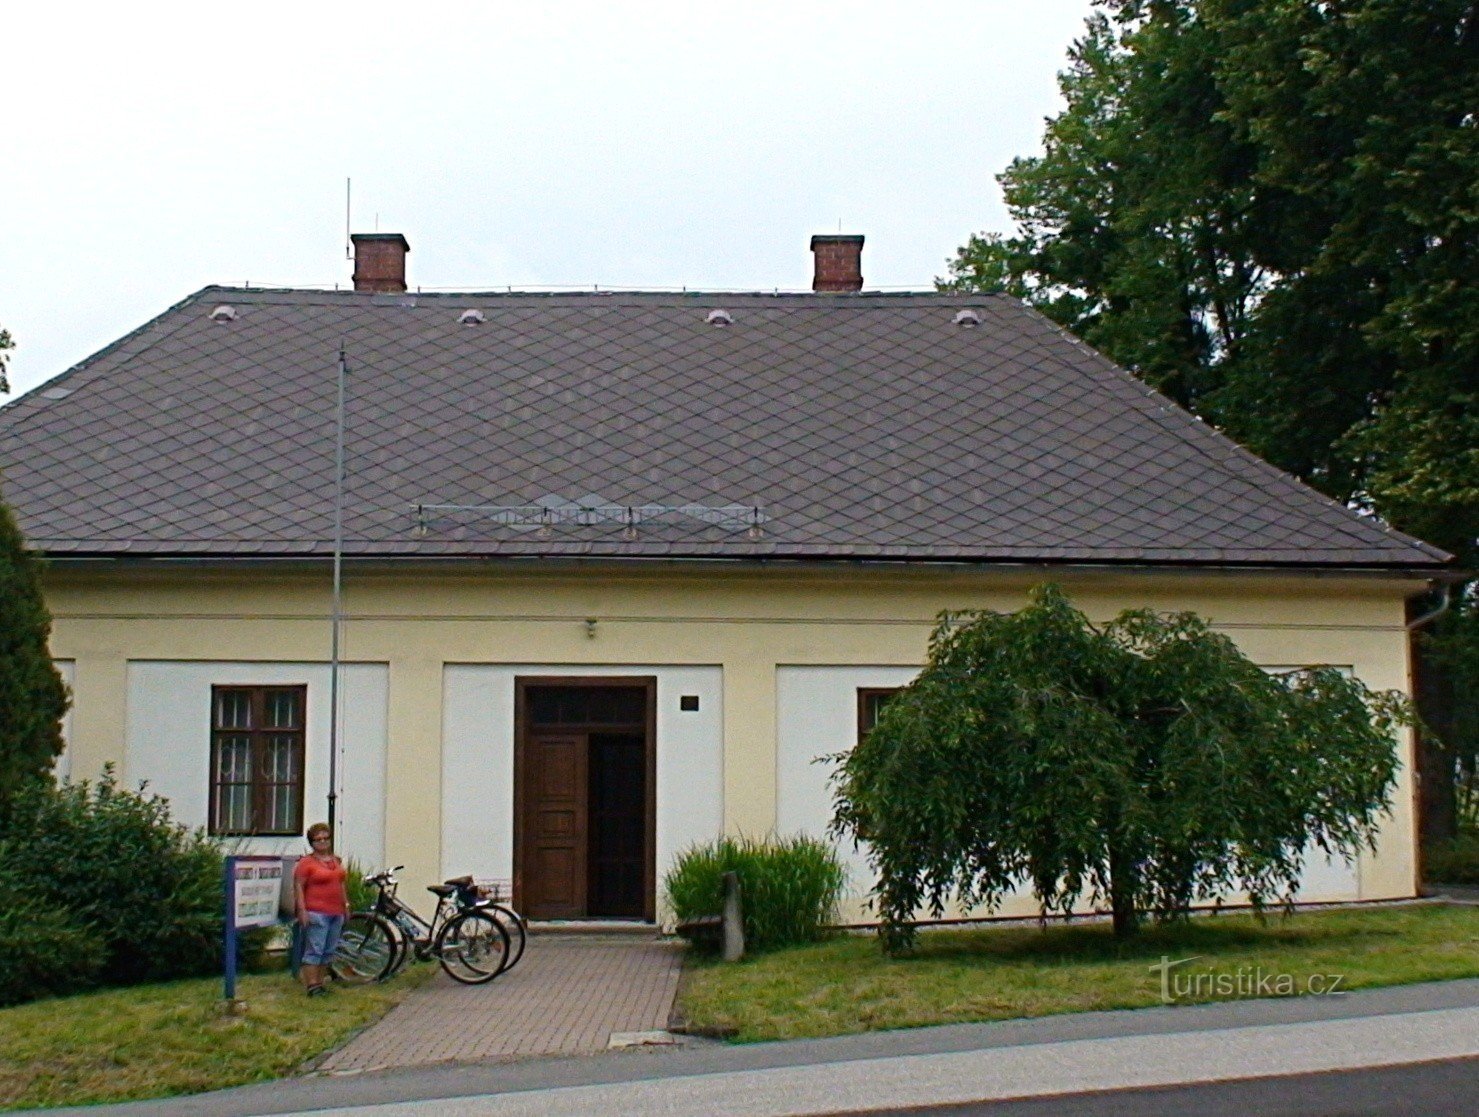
[{"x1": 512, "y1": 676, "x2": 658, "y2": 922}]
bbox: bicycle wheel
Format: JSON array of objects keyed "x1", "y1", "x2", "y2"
[
  {"x1": 331, "y1": 913, "x2": 397, "y2": 983},
  {"x1": 435, "y1": 909, "x2": 510, "y2": 985},
  {"x1": 382, "y1": 921, "x2": 410, "y2": 977},
  {"x1": 487, "y1": 904, "x2": 528, "y2": 972}
]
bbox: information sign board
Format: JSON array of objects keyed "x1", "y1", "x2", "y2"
[
  {"x1": 232, "y1": 857, "x2": 284, "y2": 929},
  {"x1": 223, "y1": 855, "x2": 287, "y2": 1002}
]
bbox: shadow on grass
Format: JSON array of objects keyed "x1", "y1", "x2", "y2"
[{"x1": 878, "y1": 908, "x2": 1415, "y2": 966}]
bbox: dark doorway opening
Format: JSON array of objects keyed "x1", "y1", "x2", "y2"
[{"x1": 514, "y1": 679, "x2": 656, "y2": 921}]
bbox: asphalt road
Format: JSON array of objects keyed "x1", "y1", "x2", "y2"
[{"x1": 833, "y1": 1056, "x2": 1479, "y2": 1116}]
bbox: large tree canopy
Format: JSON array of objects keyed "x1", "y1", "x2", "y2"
[
  {"x1": 831, "y1": 586, "x2": 1408, "y2": 951},
  {"x1": 943, "y1": 0, "x2": 1478, "y2": 843},
  {"x1": 943, "y1": 0, "x2": 1478, "y2": 566}
]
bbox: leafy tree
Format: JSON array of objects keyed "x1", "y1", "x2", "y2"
[
  {"x1": 831, "y1": 586, "x2": 1409, "y2": 951},
  {"x1": 0, "y1": 493, "x2": 69, "y2": 806},
  {"x1": 943, "y1": 0, "x2": 1478, "y2": 842},
  {"x1": 0, "y1": 325, "x2": 11, "y2": 394},
  {"x1": 941, "y1": 0, "x2": 1478, "y2": 560}
]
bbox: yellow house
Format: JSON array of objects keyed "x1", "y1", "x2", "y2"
[{"x1": 1, "y1": 234, "x2": 1452, "y2": 924}]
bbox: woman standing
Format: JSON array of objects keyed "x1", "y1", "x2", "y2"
[{"x1": 293, "y1": 822, "x2": 349, "y2": 997}]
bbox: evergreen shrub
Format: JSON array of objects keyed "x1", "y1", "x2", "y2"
[
  {"x1": 0, "y1": 495, "x2": 69, "y2": 809},
  {"x1": 666, "y1": 834, "x2": 847, "y2": 954},
  {"x1": 1426, "y1": 833, "x2": 1479, "y2": 886},
  {"x1": 0, "y1": 769, "x2": 234, "y2": 990},
  {"x1": 0, "y1": 868, "x2": 102, "y2": 1006}
]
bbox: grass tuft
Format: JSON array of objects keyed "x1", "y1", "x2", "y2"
[{"x1": 666, "y1": 834, "x2": 847, "y2": 953}]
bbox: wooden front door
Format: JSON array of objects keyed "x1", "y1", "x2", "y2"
[
  {"x1": 524, "y1": 732, "x2": 588, "y2": 919},
  {"x1": 515, "y1": 680, "x2": 655, "y2": 921}
]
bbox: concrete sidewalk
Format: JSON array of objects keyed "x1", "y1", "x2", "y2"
[
  {"x1": 316, "y1": 934, "x2": 685, "y2": 1072},
  {"x1": 304, "y1": 1005, "x2": 1479, "y2": 1115}
]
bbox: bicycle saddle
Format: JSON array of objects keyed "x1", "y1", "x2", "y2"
[{"x1": 429, "y1": 875, "x2": 477, "y2": 898}]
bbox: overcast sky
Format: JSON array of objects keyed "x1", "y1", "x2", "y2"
[{"x1": 2, "y1": 1, "x2": 1095, "y2": 398}]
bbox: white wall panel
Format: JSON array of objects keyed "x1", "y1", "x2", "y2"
[
  {"x1": 441, "y1": 665, "x2": 724, "y2": 899},
  {"x1": 125, "y1": 662, "x2": 387, "y2": 867},
  {"x1": 52, "y1": 660, "x2": 75, "y2": 783},
  {"x1": 776, "y1": 665, "x2": 920, "y2": 909},
  {"x1": 1264, "y1": 666, "x2": 1360, "y2": 901},
  {"x1": 1294, "y1": 849, "x2": 1360, "y2": 901}
]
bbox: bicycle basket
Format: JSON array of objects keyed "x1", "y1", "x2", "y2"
[{"x1": 474, "y1": 879, "x2": 509, "y2": 903}]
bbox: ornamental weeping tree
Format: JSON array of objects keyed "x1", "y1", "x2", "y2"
[{"x1": 831, "y1": 585, "x2": 1410, "y2": 952}]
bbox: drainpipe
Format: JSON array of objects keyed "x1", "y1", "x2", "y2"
[{"x1": 1406, "y1": 582, "x2": 1453, "y2": 632}]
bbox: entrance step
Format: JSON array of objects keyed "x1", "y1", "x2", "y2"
[{"x1": 528, "y1": 919, "x2": 661, "y2": 937}]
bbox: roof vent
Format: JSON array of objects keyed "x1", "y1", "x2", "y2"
[
  {"x1": 458, "y1": 309, "x2": 486, "y2": 326},
  {"x1": 209, "y1": 305, "x2": 237, "y2": 323},
  {"x1": 705, "y1": 309, "x2": 734, "y2": 326},
  {"x1": 953, "y1": 309, "x2": 982, "y2": 328}
]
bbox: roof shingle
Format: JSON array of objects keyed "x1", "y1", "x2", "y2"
[{"x1": 0, "y1": 287, "x2": 1449, "y2": 570}]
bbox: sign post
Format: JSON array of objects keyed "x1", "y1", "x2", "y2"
[{"x1": 223, "y1": 855, "x2": 285, "y2": 1006}]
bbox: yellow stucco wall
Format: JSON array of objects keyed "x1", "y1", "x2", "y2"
[{"x1": 44, "y1": 562, "x2": 1424, "y2": 916}]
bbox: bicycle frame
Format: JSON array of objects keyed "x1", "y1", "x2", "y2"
[{"x1": 365, "y1": 868, "x2": 487, "y2": 968}]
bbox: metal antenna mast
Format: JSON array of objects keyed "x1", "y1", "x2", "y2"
[{"x1": 327, "y1": 342, "x2": 348, "y2": 833}]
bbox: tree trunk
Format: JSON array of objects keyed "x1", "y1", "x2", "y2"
[
  {"x1": 1108, "y1": 844, "x2": 1140, "y2": 939},
  {"x1": 1412, "y1": 626, "x2": 1458, "y2": 852}
]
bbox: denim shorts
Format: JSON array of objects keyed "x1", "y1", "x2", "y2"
[{"x1": 301, "y1": 911, "x2": 346, "y2": 965}]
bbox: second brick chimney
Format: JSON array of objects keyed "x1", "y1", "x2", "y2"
[
  {"x1": 810, "y1": 234, "x2": 864, "y2": 292},
  {"x1": 351, "y1": 233, "x2": 411, "y2": 293}
]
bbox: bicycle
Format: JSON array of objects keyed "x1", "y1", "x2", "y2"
[
  {"x1": 396, "y1": 875, "x2": 529, "y2": 978},
  {"x1": 468, "y1": 879, "x2": 529, "y2": 973},
  {"x1": 390, "y1": 874, "x2": 528, "y2": 976},
  {"x1": 332, "y1": 867, "x2": 511, "y2": 985}
]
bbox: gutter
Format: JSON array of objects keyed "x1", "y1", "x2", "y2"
[{"x1": 38, "y1": 551, "x2": 1459, "y2": 584}]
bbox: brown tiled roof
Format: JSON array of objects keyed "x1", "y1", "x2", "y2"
[{"x1": 0, "y1": 287, "x2": 1450, "y2": 569}]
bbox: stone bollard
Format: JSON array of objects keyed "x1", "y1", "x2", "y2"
[{"x1": 721, "y1": 870, "x2": 745, "y2": 962}]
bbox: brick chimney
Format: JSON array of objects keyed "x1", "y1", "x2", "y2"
[
  {"x1": 351, "y1": 233, "x2": 410, "y2": 293},
  {"x1": 810, "y1": 234, "x2": 864, "y2": 292}
]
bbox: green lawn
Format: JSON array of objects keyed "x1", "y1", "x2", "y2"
[
  {"x1": 0, "y1": 964, "x2": 435, "y2": 1111},
  {"x1": 677, "y1": 903, "x2": 1479, "y2": 1042}
]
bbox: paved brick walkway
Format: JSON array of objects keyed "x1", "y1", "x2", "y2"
[{"x1": 317, "y1": 935, "x2": 685, "y2": 1072}]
